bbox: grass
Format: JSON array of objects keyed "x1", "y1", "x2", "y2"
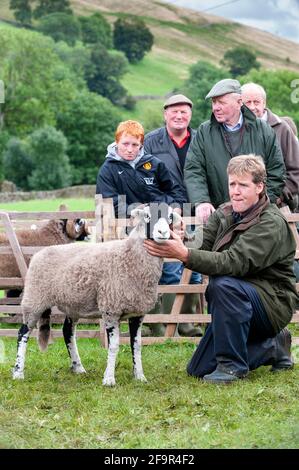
[
  {"x1": 144, "y1": 16, "x2": 237, "y2": 38},
  {"x1": 0, "y1": 1, "x2": 12, "y2": 21},
  {"x1": 120, "y1": 99, "x2": 165, "y2": 133},
  {"x1": 0, "y1": 337, "x2": 298, "y2": 449},
  {"x1": 0, "y1": 198, "x2": 94, "y2": 212},
  {"x1": 120, "y1": 52, "x2": 190, "y2": 132},
  {"x1": 0, "y1": 20, "x2": 13, "y2": 29},
  {"x1": 121, "y1": 53, "x2": 189, "y2": 96}
]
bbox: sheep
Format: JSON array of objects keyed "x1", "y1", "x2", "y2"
[
  {"x1": 0, "y1": 214, "x2": 90, "y2": 279},
  {"x1": 12, "y1": 204, "x2": 182, "y2": 386}
]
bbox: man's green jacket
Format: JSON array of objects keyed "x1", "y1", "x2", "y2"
[
  {"x1": 184, "y1": 106, "x2": 286, "y2": 207},
  {"x1": 185, "y1": 197, "x2": 298, "y2": 333}
]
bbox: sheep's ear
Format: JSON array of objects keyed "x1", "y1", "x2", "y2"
[
  {"x1": 171, "y1": 211, "x2": 182, "y2": 226},
  {"x1": 75, "y1": 218, "x2": 85, "y2": 232},
  {"x1": 130, "y1": 208, "x2": 145, "y2": 220}
]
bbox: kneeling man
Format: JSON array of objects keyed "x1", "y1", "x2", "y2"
[{"x1": 144, "y1": 154, "x2": 297, "y2": 384}]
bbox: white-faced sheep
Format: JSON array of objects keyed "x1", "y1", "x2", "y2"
[{"x1": 12, "y1": 204, "x2": 182, "y2": 386}]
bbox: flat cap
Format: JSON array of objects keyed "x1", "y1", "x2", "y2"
[
  {"x1": 163, "y1": 94, "x2": 193, "y2": 109},
  {"x1": 205, "y1": 78, "x2": 242, "y2": 99}
]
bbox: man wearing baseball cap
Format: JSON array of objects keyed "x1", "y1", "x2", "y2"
[
  {"x1": 184, "y1": 78, "x2": 286, "y2": 223},
  {"x1": 144, "y1": 94, "x2": 202, "y2": 338}
]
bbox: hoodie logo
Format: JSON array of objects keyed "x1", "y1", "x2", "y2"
[
  {"x1": 143, "y1": 162, "x2": 152, "y2": 170},
  {"x1": 118, "y1": 170, "x2": 124, "y2": 175},
  {"x1": 144, "y1": 177, "x2": 154, "y2": 185}
]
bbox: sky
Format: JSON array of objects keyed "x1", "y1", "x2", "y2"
[{"x1": 164, "y1": 0, "x2": 299, "y2": 43}]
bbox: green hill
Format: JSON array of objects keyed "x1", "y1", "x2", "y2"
[
  {"x1": 1, "y1": 0, "x2": 299, "y2": 127},
  {"x1": 72, "y1": 0, "x2": 299, "y2": 127},
  {"x1": 72, "y1": 0, "x2": 299, "y2": 70}
]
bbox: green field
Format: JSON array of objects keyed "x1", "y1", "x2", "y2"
[
  {"x1": 0, "y1": 198, "x2": 94, "y2": 212},
  {"x1": 119, "y1": 51, "x2": 191, "y2": 130},
  {"x1": 0, "y1": 337, "x2": 298, "y2": 449},
  {"x1": 120, "y1": 98, "x2": 165, "y2": 133},
  {"x1": 121, "y1": 53, "x2": 189, "y2": 96}
]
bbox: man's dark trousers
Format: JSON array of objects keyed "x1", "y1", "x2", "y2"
[{"x1": 187, "y1": 275, "x2": 277, "y2": 377}]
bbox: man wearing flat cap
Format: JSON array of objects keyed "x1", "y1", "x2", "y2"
[
  {"x1": 184, "y1": 78, "x2": 286, "y2": 223},
  {"x1": 144, "y1": 94, "x2": 202, "y2": 338},
  {"x1": 145, "y1": 93, "x2": 194, "y2": 204}
]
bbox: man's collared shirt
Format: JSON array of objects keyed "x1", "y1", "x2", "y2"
[
  {"x1": 261, "y1": 110, "x2": 268, "y2": 121},
  {"x1": 223, "y1": 113, "x2": 243, "y2": 132},
  {"x1": 169, "y1": 129, "x2": 191, "y2": 148}
]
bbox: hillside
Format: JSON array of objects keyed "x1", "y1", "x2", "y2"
[
  {"x1": 72, "y1": 0, "x2": 299, "y2": 71},
  {"x1": 1, "y1": 0, "x2": 299, "y2": 72},
  {"x1": 1, "y1": 0, "x2": 299, "y2": 129}
]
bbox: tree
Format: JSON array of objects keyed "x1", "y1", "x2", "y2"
[
  {"x1": 56, "y1": 91, "x2": 121, "y2": 184},
  {"x1": 0, "y1": 130, "x2": 11, "y2": 171},
  {"x1": 79, "y1": 13, "x2": 112, "y2": 48},
  {"x1": 3, "y1": 137, "x2": 33, "y2": 190},
  {"x1": 27, "y1": 126, "x2": 72, "y2": 190},
  {"x1": 0, "y1": 131, "x2": 11, "y2": 182},
  {"x1": 183, "y1": 60, "x2": 227, "y2": 126},
  {"x1": 85, "y1": 45, "x2": 129, "y2": 106},
  {"x1": 3, "y1": 127, "x2": 72, "y2": 190},
  {"x1": 38, "y1": 12, "x2": 81, "y2": 46},
  {"x1": 0, "y1": 28, "x2": 80, "y2": 137},
  {"x1": 53, "y1": 41, "x2": 91, "y2": 83},
  {"x1": 9, "y1": 0, "x2": 32, "y2": 24},
  {"x1": 33, "y1": 0, "x2": 72, "y2": 19},
  {"x1": 221, "y1": 46, "x2": 261, "y2": 78},
  {"x1": 0, "y1": 155, "x2": 2, "y2": 183},
  {"x1": 240, "y1": 69, "x2": 299, "y2": 129},
  {"x1": 113, "y1": 18, "x2": 154, "y2": 63}
]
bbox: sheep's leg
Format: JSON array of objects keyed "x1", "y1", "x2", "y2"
[
  {"x1": 12, "y1": 324, "x2": 33, "y2": 380},
  {"x1": 103, "y1": 323, "x2": 120, "y2": 387},
  {"x1": 129, "y1": 316, "x2": 147, "y2": 382},
  {"x1": 62, "y1": 316, "x2": 86, "y2": 374}
]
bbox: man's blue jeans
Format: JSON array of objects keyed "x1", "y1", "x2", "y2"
[{"x1": 159, "y1": 261, "x2": 202, "y2": 285}]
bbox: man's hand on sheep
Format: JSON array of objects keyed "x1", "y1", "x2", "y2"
[
  {"x1": 172, "y1": 221, "x2": 185, "y2": 240},
  {"x1": 144, "y1": 229, "x2": 189, "y2": 264}
]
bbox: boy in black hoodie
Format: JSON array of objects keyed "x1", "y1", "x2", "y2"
[{"x1": 96, "y1": 120, "x2": 186, "y2": 217}]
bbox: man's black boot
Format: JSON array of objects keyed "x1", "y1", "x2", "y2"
[
  {"x1": 271, "y1": 328, "x2": 294, "y2": 372},
  {"x1": 203, "y1": 365, "x2": 247, "y2": 384}
]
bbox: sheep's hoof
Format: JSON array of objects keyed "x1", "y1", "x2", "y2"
[
  {"x1": 102, "y1": 376, "x2": 116, "y2": 387},
  {"x1": 135, "y1": 374, "x2": 148, "y2": 383},
  {"x1": 71, "y1": 364, "x2": 86, "y2": 374},
  {"x1": 12, "y1": 369, "x2": 24, "y2": 380}
]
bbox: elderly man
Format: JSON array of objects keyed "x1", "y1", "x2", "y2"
[
  {"x1": 144, "y1": 94, "x2": 202, "y2": 337},
  {"x1": 241, "y1": 82, "x2": 299, "y2": 211},
  {"x1": 184, "y1": 79, "x2": 286, "y2": 223},
  {"x1": 145, "y1": 154, "x2": 297, "y2": 384}
]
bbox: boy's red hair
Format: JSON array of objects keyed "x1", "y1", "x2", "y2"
[{"x1": 115, "y1": 120, "x2": 144, "y2": 144}]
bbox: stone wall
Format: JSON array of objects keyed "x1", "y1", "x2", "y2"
[{"x1": 0, "y1": 184, "x2": 96, "y2": 203}]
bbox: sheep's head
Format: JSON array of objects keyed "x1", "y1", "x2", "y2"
[
  {"x1": 130, "y1": 204, "x2": 182, "y2": 243},
  {"x1": 64, "y1": 218, "x2": 91, "y2": 241},
  {"x1": 57, "y1": 204, "x2": 90, "y2": 241}
]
